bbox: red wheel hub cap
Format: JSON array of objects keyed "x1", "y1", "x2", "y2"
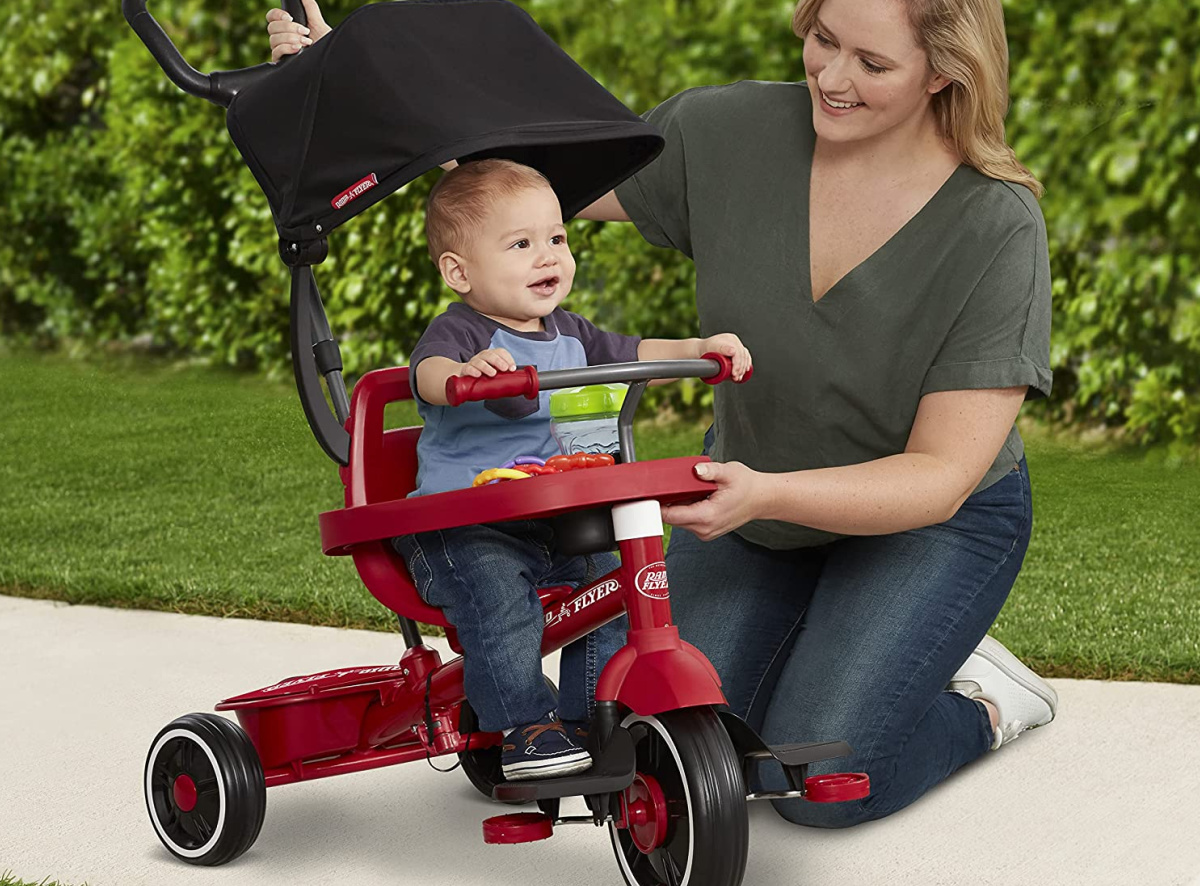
[
  {"x1": 623, "y1": 773, "x2": 669, "y2": 853},
  {"x1": 172, "y1": 774, "x2": 198, "y2": 812}
]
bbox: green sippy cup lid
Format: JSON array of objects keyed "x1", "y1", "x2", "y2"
[{"x1": 549, "y1": 383, "x2": 629, "y2": 419}]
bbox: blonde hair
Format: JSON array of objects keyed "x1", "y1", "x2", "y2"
[
  {"x1": 425, "y1": 159, "x2": 554, "y2": 262},
  {"x1": 792, "y1": 0, "x2": 1043, "y2": 198}
]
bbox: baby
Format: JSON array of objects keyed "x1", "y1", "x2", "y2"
[{"x1": 393, "y1": 158, "x2": 751, "y2": 779}]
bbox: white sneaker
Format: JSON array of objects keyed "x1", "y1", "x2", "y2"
[{"x1": 947, "y1": 634, "x2": 1058, "y2": 750}]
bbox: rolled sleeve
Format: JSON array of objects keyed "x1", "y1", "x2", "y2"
[
  {"x1": 921, "y1": 216, "x2": 1053, "y2": 401},
  {"x1": 613, "y1": 89, "x2": 704, "y2": 258}
]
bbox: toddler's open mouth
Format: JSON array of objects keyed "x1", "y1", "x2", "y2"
[{"x1": 529, "y1": 275, "x2": 559, "y2": 296}]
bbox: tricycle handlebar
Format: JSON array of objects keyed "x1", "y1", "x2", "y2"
[{"x1": 444, "y1": 353, "x2": 751, "y2": 407}]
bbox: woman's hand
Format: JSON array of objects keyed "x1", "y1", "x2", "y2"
[
  {"x1": 266, "y1": 0, "x2": 332, "y2": 63},
  {"x1": 699, "y1": 333, "x2": 752, "y2": 381},
  {"x1": 660, "y1": 461, "x2": 770, "y2": 541}
]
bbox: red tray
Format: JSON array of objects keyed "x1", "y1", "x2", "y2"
[{"x1": 319, "y1": 456, "x2": 712, "y2": 556}]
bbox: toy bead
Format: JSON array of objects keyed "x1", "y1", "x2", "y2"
[
  {"x1": 544, "y1": 452, "x2": 616, "y2": 472},
  {"x1": 500, "y1": 456, "x2": 548, "y2": 470},
  {"x1": 471, "y1": 468, "x2": 532, "y2": 487}
]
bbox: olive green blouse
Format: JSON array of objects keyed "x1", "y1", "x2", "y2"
[{"x1": 613, "y1": 80, "x2": 1052, "y2": 550}]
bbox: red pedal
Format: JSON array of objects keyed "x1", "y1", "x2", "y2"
[
  {"x1": 482, "y1": 812, "x2": 554, "y2": 844},
  {"x1": 805, "y1": 772, "x2": 870, "y2": 803}
]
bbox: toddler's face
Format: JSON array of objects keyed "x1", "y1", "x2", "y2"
[{"x1": 452, "y1": 185, "x2": 575, "y2": 331}]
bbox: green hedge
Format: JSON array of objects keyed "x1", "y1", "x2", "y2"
[{"x1": 1, "y1": 0, "x2": 1197, "y2": 445}]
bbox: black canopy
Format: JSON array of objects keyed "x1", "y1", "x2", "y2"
[{"x1": 226, "y1": 0, "x2": 663, "y2": 244}]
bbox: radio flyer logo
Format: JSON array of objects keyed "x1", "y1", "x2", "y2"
[
  {"x1": 331, "y1": 173, "x2": 379, "y2": 210},
  {"x1": 635, "y1": 562, "x2": 670, "y2": 599},
  {"x1": 544, "y1": 579, "x2": 621, "y2": 628},
  {"x1": 260, "y1": 665, "x2": 405, "y2": 694}
]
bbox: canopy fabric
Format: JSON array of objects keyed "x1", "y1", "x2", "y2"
[{"x1": 226, "y1": 0, "x2": 663, "y2": 243}]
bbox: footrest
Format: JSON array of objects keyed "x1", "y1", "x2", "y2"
[
  {"x1": 746, "y1": 740, "x2": 853, "y2": 768},
  {"x1": 492, "y1": 726, "x2": 636, "y2": 803}
]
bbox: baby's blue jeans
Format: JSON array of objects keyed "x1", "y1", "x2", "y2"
[{"x1": 392, "y1": 521, "x2": 626, "y2": 733}]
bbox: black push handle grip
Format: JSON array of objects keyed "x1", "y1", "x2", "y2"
[
  {"x1": 282, "y1": 0, "x2": 309, "y2": 27},
  {"x1": 121, "y1": 0, "x2": 213, "y2": 101},
  {"x1": 123, "y1": 0, "x2": 276, "y2": 107}
]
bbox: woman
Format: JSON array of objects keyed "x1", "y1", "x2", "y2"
[{"x1": 267, "y1": 0, "x2": 1058, "y2": 828}]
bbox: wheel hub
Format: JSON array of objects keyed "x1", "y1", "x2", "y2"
[
  {"x1": 172, "y1": 774, "x2": 198, "y2": 813},
  {"x1": 623, "y1": 772, "x2": 669, "y2": 853}
]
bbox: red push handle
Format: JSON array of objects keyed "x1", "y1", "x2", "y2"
[
  {"x1": 700, "y1": 352, "x2": 754, "y2": 386},
  {"x1": 445, "y1": 365, "x2": 540, "y2": 406}
]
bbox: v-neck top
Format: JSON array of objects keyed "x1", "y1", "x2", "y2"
[{"x1": 614, "y1": 80, "x2": 1053, "y2": 550}]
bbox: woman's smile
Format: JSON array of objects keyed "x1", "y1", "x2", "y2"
[{"x1": 818, "y1": 88, "x2": 865, "y2": 115}]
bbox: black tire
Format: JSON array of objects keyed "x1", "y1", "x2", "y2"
[
  {"x1": 610, "y1": 708, "x2": 748, "y2": 886},
  {"x1": 144, "y1": 712, "x2": 267, "y2": 866},
  {"x1": 458, "y1": 676, "x2": 558, "y2": 803}
]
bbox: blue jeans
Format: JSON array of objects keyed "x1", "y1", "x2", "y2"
[
  {"x1": 667, "y1": 453, "x2": 1033, "y2": 829},
  {"x1": 392, "y1": 521, "x2": 627, "y2": 733}
]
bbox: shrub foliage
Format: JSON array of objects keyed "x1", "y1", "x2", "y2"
[{"x1": 1, "y1": 0, "x2": 1197, "y2": 445}]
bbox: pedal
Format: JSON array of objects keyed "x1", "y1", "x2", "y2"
[
  {"x1": 482, "y1": 812, "x2": 553, "y2": 844},
  {"x1": 491, "y1": 725, "x2": 635, "y2": 803}
]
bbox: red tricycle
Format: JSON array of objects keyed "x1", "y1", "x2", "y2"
[{"x1": 127, "y1": 2, "x2": 869, "y2": 883}]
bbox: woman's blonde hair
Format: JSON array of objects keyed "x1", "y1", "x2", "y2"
[{"x1": 792, "y1": 0, "x2": 1043, "y2": 198}]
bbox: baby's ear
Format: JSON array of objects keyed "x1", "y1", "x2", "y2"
[{"x1": 438, "y1": 252, "x2": 471, "y2": 295}]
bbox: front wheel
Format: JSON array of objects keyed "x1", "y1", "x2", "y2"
[
  {"x1": 610, "y1": 707, "x2": 748, "y2": 886},
  {"x1": 144, "y1": 713, "x2": 266, "y2": 865}
]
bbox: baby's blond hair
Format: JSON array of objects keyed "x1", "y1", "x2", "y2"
[{"x1": 425, "y1": 159, "x2": 554, "y2": 262}]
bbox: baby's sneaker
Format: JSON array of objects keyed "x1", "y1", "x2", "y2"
[
  {"x1": 560, "y1": 718, "x2": 590, "y2": 743},
  {"x1": 948, "y1": 634, "x2": 1059, "y2": 750},
  {"x1": 501, "y1": 712, "x2": 593, "y2": 780}
]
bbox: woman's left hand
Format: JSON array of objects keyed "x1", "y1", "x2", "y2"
[{"x1": 660, "y1": 461, "x2": 769, "y2": 541}]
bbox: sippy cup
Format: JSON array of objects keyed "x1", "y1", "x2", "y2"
[{"x1": 548, "y1": 384, "x2": 628, "y2": 457}]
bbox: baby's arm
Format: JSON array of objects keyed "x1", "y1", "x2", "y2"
[
  {"x1": 638, "y1": 334, "x2": 752, "y2": 382},
  {"x1": 414, "y1": 350, "x2": 517, "y2": 406}
]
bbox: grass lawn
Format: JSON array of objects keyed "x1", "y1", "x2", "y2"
[{"x1": 2, "y1": 348, "x2": 1197, "y2": 683}]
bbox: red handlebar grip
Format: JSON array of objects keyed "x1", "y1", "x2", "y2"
[
  {"x1": 700, "y1": 352, "x2": 753, "y2": 385},
  {"x1": 445, "y1": 365, "x2": 540, "y2": 406}
]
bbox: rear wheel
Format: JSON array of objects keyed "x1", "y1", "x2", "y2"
[
  {"x1": 144, "y1": 713, "x2": 266, "y2": 866},
  {"x1": 610, "y1": 708, "x2": 748, "y2": 886},
  {"x1": 458, "y1": 677, "x2": 558, "y2": 803}
]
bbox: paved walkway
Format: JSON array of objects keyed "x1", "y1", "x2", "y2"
[{"x1": 2, "y1": 595, "x2": 1198, "y2": 886}]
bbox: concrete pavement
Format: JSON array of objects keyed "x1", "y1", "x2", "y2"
[{"x1": 3, "y1": 594, "x2": 1198, "y2": 886}]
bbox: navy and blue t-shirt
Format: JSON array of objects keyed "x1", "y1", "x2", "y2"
[{"x1": 407, "y1": 302, "x2": 641, "y2": 497}]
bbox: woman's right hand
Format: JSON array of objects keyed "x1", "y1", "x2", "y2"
[{"x1": 265, "y1": 0, "x2": 332, "y2": 63}]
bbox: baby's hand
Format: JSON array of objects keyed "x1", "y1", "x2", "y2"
[
  {"x1": 265, "y1": 0, "x2": 331, "y2": 63},
  {"x1": 460, "y1": 348, "x2": 517, "y2": 378},
  {"x1": 701, "y1": 334, "x2": 752, "y2": 381}
]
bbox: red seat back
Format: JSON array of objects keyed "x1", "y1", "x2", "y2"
[{"x1": 342, "y1": 367, "x2": 453, "y2": 629}]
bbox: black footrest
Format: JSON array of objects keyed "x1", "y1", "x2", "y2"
[
  {"x1": 492, "y1": 726, "x2": 636, "y2": 803},
  {"x1": 747, "y1": 740, "x2": 852, "y2": 768}
]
